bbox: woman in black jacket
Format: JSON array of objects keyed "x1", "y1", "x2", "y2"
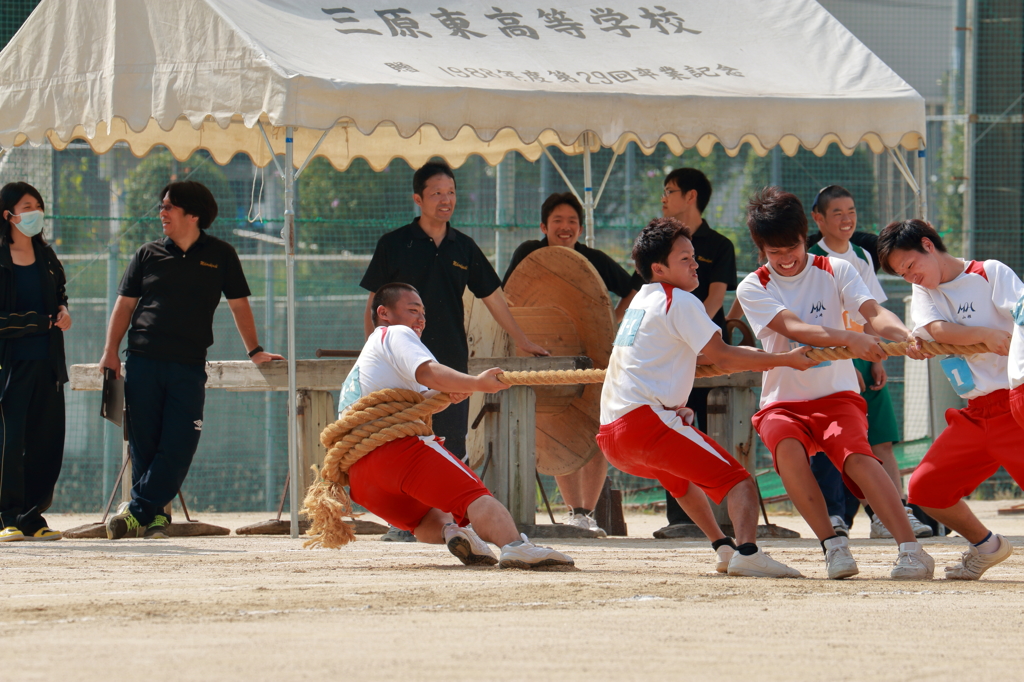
[{"x1": 0, "y1": 182, "x2": 71, "y2": 542}]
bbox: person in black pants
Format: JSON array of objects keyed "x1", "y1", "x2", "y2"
[
  {"x1": 99, "y1": 181, "x2": 283, "y2": 540},
  {"x1": 360, "y1": 162, "x2": 549, "y2": 541},
  {"x1": 0, "y1": 182, "x2": 71, "y2": 542},
  {"x1": 655, "y1": 169, "x2": 737, "y2": 534}
]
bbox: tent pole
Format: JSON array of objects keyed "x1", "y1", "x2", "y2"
[
  {"x1": 283, "y1": 127, "x2": 300, "y2": 539},
  {"x1": 962, "y1": 0, "x2": 976, "y2": 260},
  {"x1": 542, "y1": 146, "x2": 581, "y2": 203},
  {"x1": 915, "y1": 149, "x2": 928, "y2": 222},
  {"x1": 583, "y1": 132, "x2": 595, "y2": 248}
]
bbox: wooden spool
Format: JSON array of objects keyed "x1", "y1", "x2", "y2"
[{"x1": 465, "y1": 247, "x2": 616, "y2": 476}]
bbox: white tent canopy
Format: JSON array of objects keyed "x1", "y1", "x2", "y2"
[
  {"x1": 0, "y1": 0, "x2": 925, "y2": 169},
  {"x1": 0, "y1": 0, "x2": 927, "y2": 536}
]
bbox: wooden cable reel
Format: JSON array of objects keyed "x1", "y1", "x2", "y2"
[{"x1": 465, "y1": 247, "x2": 616, "y2": 476}]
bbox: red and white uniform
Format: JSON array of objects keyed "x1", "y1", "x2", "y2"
[
  {"x1": 338, "y1": 324, "x2": 491, "y2": 531},
  {"x1": 737, "y1": 255, "x2": 875, "y2": 408},
  {"x1": 737, "y1": 256, "x2": 878, "y2": 495},
  {"x1": 910, "y1": 259, "x2": 1021, "y2": 399},
  {"x1": 597, "y1": 284, "x2": 750, "y2": 504},
  {"x1": 906, "y1": 260, "x2": 1024, "y2": 508}
]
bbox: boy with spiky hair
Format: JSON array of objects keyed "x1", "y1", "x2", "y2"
[
  {"x1": 598, "y1": 217, "x2": 817, "y2": 578},
  {"x1": 808, "y1": 185, "x2": 932, "y2": 540},
  {"x1": 736, "y1": 187, "x2": 933, "y2": 580},
  {"x1": 878, "y1": 218, "x2": 1019, "y2": 580}
]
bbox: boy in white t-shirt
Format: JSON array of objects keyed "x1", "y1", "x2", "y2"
[
  {"x1": 338, "y1": 282, "x2": 574, "y2": 570},
  {"x1": 878, "y1": 219, "x2": 1020, "y2": 580},
  {"x1": 736, "y1": 188, "x2": 934, "y2": 581},
  {"x1": 808, "y1": 185, "x2": 932, "y2": 540},
  {"x1": 598, "y1": 218, "x2": 818, "y2": 578}
]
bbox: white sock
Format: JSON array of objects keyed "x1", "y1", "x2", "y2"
[{"x1": 974, "y1": 532, "x2": 1000, "y2": 555}]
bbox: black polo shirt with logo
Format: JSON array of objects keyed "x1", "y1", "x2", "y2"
[
  {"x1": 118, "y1": 232, "x2": 251, "y2": 365},
  {"x1": 501, "y1": 237, "x2": 636, "y2": 298},
  {"x1": 360, "y1": 219, "x2": 502, "y2": 372}
]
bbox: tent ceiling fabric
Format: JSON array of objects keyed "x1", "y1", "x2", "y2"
[{"x1": 0, "y1": 0, "x2": 925, "y2": 169}]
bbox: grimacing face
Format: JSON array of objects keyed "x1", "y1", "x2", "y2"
[
  {"x1": 763, "y1": 242, "x2": 808, "y2": 277},
  {"x1": 886, "y1": 240, "x2": 944, "y2": 289},
  {"x1": 651, "y1": 236, "x2": 699, "y2": 292},
  {"x1": 377, "y1": 289, "x2": 426, "y2": 337}
]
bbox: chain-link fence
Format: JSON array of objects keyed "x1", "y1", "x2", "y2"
[{"x1": 1, "y1": 0, "x2": 1021, "y2": 513}]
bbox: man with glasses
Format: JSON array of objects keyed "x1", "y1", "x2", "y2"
[
  {"x1": 100, "y1": 181, "x2": 283, "y2": 539},
  {"x1": 649, "y1": 168, "x2": 738, "y2": 536}
]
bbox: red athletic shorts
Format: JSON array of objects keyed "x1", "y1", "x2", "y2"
[
  {"x1": 908, "y1": 389, "x2": 1024, "y2": 509},
  {"x1": 751, "y1": 391, "x2": 878, "y2": 499},
  {"x1": 347, "y1": 435, "x2": 492, "y2": 532},
  {"x1": 596, "y1": 405, "x2": 750, "y2": 504},
  {"x1": 1010, "y1": 384, "x2": 1024, "y2": 432}
]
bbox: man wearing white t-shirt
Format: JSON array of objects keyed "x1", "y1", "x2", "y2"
[
  {"x1": 879, "y1": 219, "x2": 1020, "y2": 580},
  {"x1": 338, "y1": 282, "x2": 574, "y2": 570},
  {"x1": 736, "y1": 188, "x2": 934, "y2": 581},
  {"x1": 808, "y1": 185, "x2": 932, "y2": 540},
  {"x1": 597, "y1": 218, "x2": 817, "y2": 578}
]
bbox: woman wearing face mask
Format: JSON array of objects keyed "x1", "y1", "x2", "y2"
[{"x1": 0, "y1": 182, "x2": 71, "y2": 542}]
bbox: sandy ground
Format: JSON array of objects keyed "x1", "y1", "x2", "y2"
[{"x1": 2, "y1": 501, "x2": 1024, "y2": 682}]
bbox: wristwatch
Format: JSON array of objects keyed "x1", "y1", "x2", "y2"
[{"x1": 247, "y1": 345, "x2": 264, "y2": 358}]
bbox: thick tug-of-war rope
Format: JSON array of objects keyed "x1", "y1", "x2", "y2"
[{"x1": 303, "y1": 339, "x2": 993, "y2": 548}]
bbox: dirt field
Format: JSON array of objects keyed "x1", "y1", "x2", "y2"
[{"x1": 2, "y1": 501, "x2": 1023, "y2": 682}]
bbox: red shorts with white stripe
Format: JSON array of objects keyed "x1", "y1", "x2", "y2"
[
  {"x1": 596, "y1": 405, "x2": 750, "y2": 504},
  {"x1": 908, "y1": 388, "x2": 1024, "y2": 509},
  {"x1": 751, "y1": 391, "x2": 878, "y2": 499},
  {"x1": 347, "y1": 435, "x2": 492, "y2": 532}
]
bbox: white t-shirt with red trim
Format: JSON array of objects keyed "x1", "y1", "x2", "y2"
[
  {"x1": 600, "y1": 282, "x2": 721, "y2": 427},
  {"x1": 737, "y1": 255, "x2": 876, "y2": 408},
  {"x1": 910, "y1": 259, "x2": 1023, "y2": 398},
  {"x1": 338, "y1": 324, "x2": 436, "y2": 416}
]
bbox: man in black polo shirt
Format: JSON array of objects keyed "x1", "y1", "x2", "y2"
[
  {"x1": 655, "y1": 168, "x2": 738, "y2": 533},
  {"x1": 99, "y1": 181, "x2": 282, "y2": 539},
  {"x1": 360, "y1": 162, "x2": 548, "y2": 487},
  {"x1": 503, "y1": 192, "x2": 638, "y2": 535}
]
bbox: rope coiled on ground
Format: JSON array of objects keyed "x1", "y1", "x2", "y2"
[{"x1": 303, "y1": 339, "x2": 994, "y2": 548}]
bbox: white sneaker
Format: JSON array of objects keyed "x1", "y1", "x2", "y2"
[
  {"x1": 715, "y1": 545, "x2": 735, "y2": 573},
  {"x1": 868, "y1": 514, "x2": 893, "y2": 539},
  {"x1": 905, "y1": 507, "x2": 934, "y2": 538},
  {"x1": 443, "y1": 525, "x2": 497, "y2": 566},
  {"x1": 564, "y1": 511, "x2": 607, "y2": 537},
  {"x1": 499, "y1": 534, "x2": 575, "y2": 570},
  {"x1": 830, "y1": 515, "x2": 849, "y2": 537},
  {"x1": 727, "y1": 548, "x2": 802, "y2": 578},
  {"x1": 824, "y1": 536, "x2": 859, "y2": 579},
  {"x1": 945, "y1": 535, "x2": 1013, "y2": 580},
  {"x1": 891, "y1": 541, "x2": 935, "y2": 580}
]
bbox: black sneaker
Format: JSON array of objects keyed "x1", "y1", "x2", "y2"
[
  {"x1": 144, "y1": 514, "x2": 171, "y2": 539},
  {"x1": 106, "y1": 511, "x2": 143, "y2": 540}
]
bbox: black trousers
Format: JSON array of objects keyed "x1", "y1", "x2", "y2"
[
  {"x1": 0, "y1": 360, "x2": 65, "y2": 534},
  {"x1": 664, "y1": 387, "x2": 710, "y2": 525},
  {"x1": 124, "y1": 354, "x2": 206, "y2": 525},
  {"x1": 432, "y1": 400, "x2": 469, "y2": 461}
]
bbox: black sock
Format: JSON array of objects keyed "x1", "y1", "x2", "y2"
[
  {"x1": 737, "y1": 542, "x2": 758, "y2": 556},
  {"x1": 572, "y1": 507, "x2": 592, "y2": 516},
  {"x1": 863, "y1": 505, "x2": 874, "y2": 519},
  {"x1": 820, "y1": 534, "x2": 840, "y2": 554},
  {"x1": 711, "y1": 537, "x2": 737, "y2": 551}
]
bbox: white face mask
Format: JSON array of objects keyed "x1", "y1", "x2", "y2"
[{"x1": 11, "y1": 210, "x2": 44, "y2": 238}]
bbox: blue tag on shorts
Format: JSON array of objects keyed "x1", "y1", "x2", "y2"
[
  {"x1": 1014, "y1": 294, "x2": 1024, "y2": 325},
  {"x1": 940, "y1": 356, "x2": 975, "y2": 396},
  {"x1": 614, "y1": 309, "x2": 645, "y2": 347},
  {"x1": 791, "y1": 341, "x2": 831, "y2": 368},
  {"x1": 338, "y1": 365, "x2": 362, "y2": 412}
]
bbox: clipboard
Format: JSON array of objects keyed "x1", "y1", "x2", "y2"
[{"x1": 101, "y1": 368, "x2": 124, "y2": 428}]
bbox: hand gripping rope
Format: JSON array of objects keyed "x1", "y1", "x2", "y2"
[{"x1": 303, "y1": 339, "x2": 993, "y2": 548}]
